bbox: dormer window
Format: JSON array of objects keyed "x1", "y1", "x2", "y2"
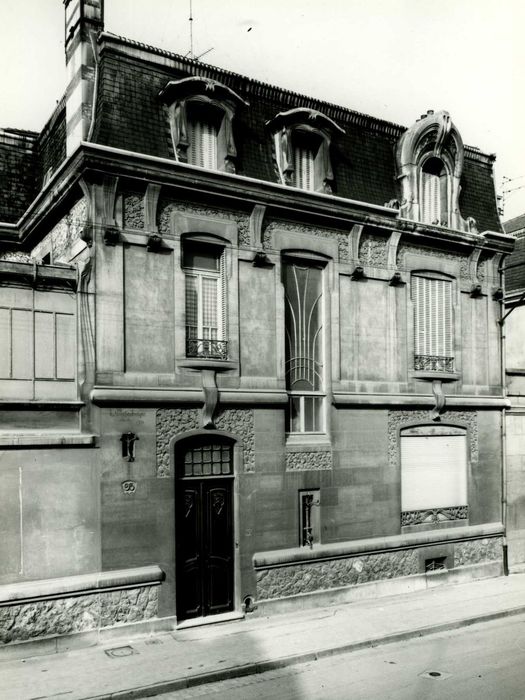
[
  {"x1": 420, "y1": 157, "x2": 448, "y2": 225},
  {"x1": 396, "y1": 110, "x2": 468, "y2": 231},
  {"x1": 159, "y1": 77, "x2": 248, "y2": 174},
  {"x1": 268, "y1": 108, "x2": 344, "y2": 194}
]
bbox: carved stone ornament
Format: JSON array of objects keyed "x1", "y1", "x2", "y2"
[
  {"x1": 401, "y1": 505, "x2": 468, "y2": 526},
  {"x1": 396, "y1": 110, "x2": 469, "y2": 231},
  {"x1": 156, "y1": 407, "x2": 255, "y2": 476},
  {"x1": 286, "y1": 450, "x2": 332, "y2": 471},
  {"x1": 387, "y1": 409, "x2": 478, "y2": 470},
  {"x1": 262, "y1": 220, "x2": 349, "y2": 262}
]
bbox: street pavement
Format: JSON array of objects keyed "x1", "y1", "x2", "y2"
[
  {"x1": 1, "y1": 574, "x2": 525, "y2": 700},
  {"x1": 157, "y1": 613, "x2": 525, "y2": 699}
]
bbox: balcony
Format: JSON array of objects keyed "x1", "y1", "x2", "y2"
[
  {"x1": 414, "y1": 355, "x2": 454, "y2": 372},
  {"x1": 186, "y1": 338, "x2": 229, "y2": 360}
]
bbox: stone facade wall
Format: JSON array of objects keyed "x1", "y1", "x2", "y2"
[
  {"x1": 0, "y1": 585, "x2": 158, "y2": 645},
  {"x1": 256, "y1": 537, "x2": 503, "y2": 600}
]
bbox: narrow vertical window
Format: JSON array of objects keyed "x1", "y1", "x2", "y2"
[
  {"x1": 412, "y1": 274, "x2": 454, "y2": 372},
  {"x1": 187, "y1": 117, "x2": 218, "y2": 170},
  {"x1": 284, "y1": 261, "x2": 324, "y2": 433},
  {"x1": 183, "y1": 243, "x2": 227, "y2": 359},
  {"x1": 299, "y1": 489, "x2": 320, "y2": 547},
  {"x1": 420, "y1": 157, "x2": 447, "y2": 225},
  {"x1": 293, "y1": 140, "x2": 315, "y2": 191}
]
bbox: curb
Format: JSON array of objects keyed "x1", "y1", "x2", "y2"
[{"x1": 82, "y1": 603, "x2": 525, "y2": 700}]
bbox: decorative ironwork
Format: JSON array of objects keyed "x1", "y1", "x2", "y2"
[
  {"x1": 186, "y1": 338, "x2": 228, "y2": 360},
  {"x1": 401, "y1": 505, "x2": 468, "y2": 526},
  {"x1": 212, "y1": 492, "x2": 225, "y2": 516},
  {"x1": 184, "y1": 492, "x2": 194, "y2": 518},
  {"x1": 425, "y1": 557, "x2": 447, "y2": 572},
  {"x1": 414, "y1": 355, "x2": 454, "y2": 372}
]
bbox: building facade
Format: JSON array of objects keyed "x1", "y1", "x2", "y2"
[{"x1": 0, "y1": 1, "x2": 514, "y2": 648}]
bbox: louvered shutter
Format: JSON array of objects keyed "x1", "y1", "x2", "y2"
[
  {"x1": 293, "y1": 145, "x2": 315, "y2": 191},
  {"x1": 401, "y1": 434, "x2": 467, "y2": 510},
  {"x1": 421, "y1": 171, "x2": 441, "y2": 224},
  {"x1": 219, "y1": 251, "x2": 227, "y2": 341},
  {"x1": 185, "y1": 275, "x2": 199, "y2": 339},
  {"x1": 188, "y1": 118, "x2": 218, "y2": 169},
  {"x1": 413, "y1": 275, "x2": 453, "y2": 358}
]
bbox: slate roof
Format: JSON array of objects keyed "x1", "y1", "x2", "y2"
[
  {"x1": 90, "y1": 36, "x2": 503, "y2": 233},
  {"x1": 0, "y1": 32, "x2": 503, "y2": 234},
  {"x1": 504, "y1": 215, "x2": 525, "y2": 293},
  {"x1": 0, "y1": 98, "x2": 66, "y2": 224}
]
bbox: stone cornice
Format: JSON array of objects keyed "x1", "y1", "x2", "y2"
[{"x1": 0, "y1": 142, "x2": 513, "y2": 257}]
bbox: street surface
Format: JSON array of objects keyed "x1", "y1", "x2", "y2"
[{"x1": 158, "y1": 613, "x2": 525, "y2": 699}]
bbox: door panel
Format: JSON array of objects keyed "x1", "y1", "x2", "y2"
[{"x1": 176, "y1": 477, "x2": 233, "y2": 620}]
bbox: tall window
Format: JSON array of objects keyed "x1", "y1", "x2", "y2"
[
  {"x1": 420, "y1": 157, "x2": 447, "y2": 225},
  {"x1": 292, "y1": 132, "x2": 316, "y2": 191},
  {"x1": 401, "y1": 426, "x2": 468, "y2": 527},
  {"x1": 187, "y1": 117, "x2": 218, "y2": 170},
  {"x1": 412, "y1": 273, "x2": 454, "y2": 372},
  {"x1": 183, "y1": 242, "x2": 227, "y2": 359},
  {"x1": 186, "y1": 103, "x2": 220, "y2": 170},
  {"x1": 284, "y1": 260, "x2": 324, "y2": 433}
]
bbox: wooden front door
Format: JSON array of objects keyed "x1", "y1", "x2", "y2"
[{"x1": 176, "y1": 440, "x2": 234, "y2": 621}]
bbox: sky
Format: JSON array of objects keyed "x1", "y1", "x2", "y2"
[{"x1": 1, "y1": 0, "x2": 524, "y2": 221}]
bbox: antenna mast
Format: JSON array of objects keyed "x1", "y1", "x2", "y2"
[{"x1": 189, "y1": 0, "x2": 194, "y2": 59}]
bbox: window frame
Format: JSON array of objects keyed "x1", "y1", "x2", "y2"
[
  {"x1": 182, "y1": 241, "x2": 228, "y2": 360},
  {"x1": 283, "y1": 256, "x2": 327, "y2": 435},
  {"x1": 411, "y1": 271, "x2": 455, "y2": 374}
]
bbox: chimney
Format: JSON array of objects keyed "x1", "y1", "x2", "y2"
[{"x1": 63, "y1": 0, "x2": 104, "y2": 156}]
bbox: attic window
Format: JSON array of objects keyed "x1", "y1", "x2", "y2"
[
  {"x1": 159, "y1": 77, "x2": 248, "y2": 175},
  {"x1": 420, "y1": 157, "x2": 448, "y2": 226},
  {"x1": 268, "y1": 108, "x2": 344, "y2": 195}
]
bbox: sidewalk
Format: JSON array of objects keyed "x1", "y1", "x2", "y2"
[{"x1": 1, "y1": 574, "x2": 525, "y2": 700}]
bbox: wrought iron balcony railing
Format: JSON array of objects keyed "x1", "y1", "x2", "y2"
[
  {"x1": 414, "y1": 354, "x2": 454, "y2": 372},
  {"x1": 186, "y1": 338, "x2": 229, "y2": 360}
]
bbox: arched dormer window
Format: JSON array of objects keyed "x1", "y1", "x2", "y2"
[
  {"x1": 159, "y1": 77, "x2": 248, "y2": 174},
  {"x1": 267, "y1": 108, "x2": 344, "y2": 194},
  {"x1": 396, "y1": 110, "x2": 468, "y2": 231}
]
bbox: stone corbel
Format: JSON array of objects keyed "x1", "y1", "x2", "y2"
[
  {"x1": 349, "y1": 224, "x2": 364, "y2": 262},
  {"x1": 430, "y1": 380, "x2": 446, "y2": 421},
  {"x1": 201, "y1": 369, "x2": 219, "y2": 429},
  {"x1": 79, "y1": 175, "x2": 119, "y2": 246},
  {"x1": 386, "y1": 230, "x2": 402, "y2": 268},
  {"x1": 144, "y1": 184, "x2": 162, "y2": 233},
  {"x1": 249, "y1": 204, "x2": 266, "y2": 249},
  {"x1": 467, "y1": 247, "x2": 482, "y2": 283}
]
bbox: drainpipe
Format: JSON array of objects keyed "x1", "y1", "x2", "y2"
[{"x1": 499, "y1": 260, "x2": 509, "y2": 575}]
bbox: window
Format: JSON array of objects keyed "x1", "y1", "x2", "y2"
[
  {"x1": 420, "y1": 157, "x2": 447, "y2": 225},
  {"x1": 183, "y1": 242, "x2": 227, "y2": 360},
  {"x1": 284, "y1": 260, "x2": 324, "y2": 433},
  {"x1": 186, "y1": 103, "x2": 219, "y2": 170},
  {"x1": 412, "y1": 273, "x2": 454, "y2": 372},
  {"x1": 299, "y1": 489, "x2": 320, "y2": 547},
  {"x1": 396, "y1": 110, "x2": 468, "y2": 231},
  {"x1": 400, "y1": 426, "x2": 468, "y2": 527},
  {"x1": 268, "y1": 108, "x2": 344, "y2": 194},
  {"x1": 292, "y1": 131, "x2": 316, "y2": 191},
  {"x1": 159, "y1": 77, "x2": 247, "y2": 174}
]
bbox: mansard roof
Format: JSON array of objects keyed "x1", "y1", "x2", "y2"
[
  {"x1": 0, "y1": 31, "x2": 503, "y2": 234},
  {"x1": 504, "y1": 214, "x2": 525, "y2": 293}
]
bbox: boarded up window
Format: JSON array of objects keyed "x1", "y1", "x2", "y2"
[{"x1": 401, "y1": 432, "x2": 467, "y2": 511}]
